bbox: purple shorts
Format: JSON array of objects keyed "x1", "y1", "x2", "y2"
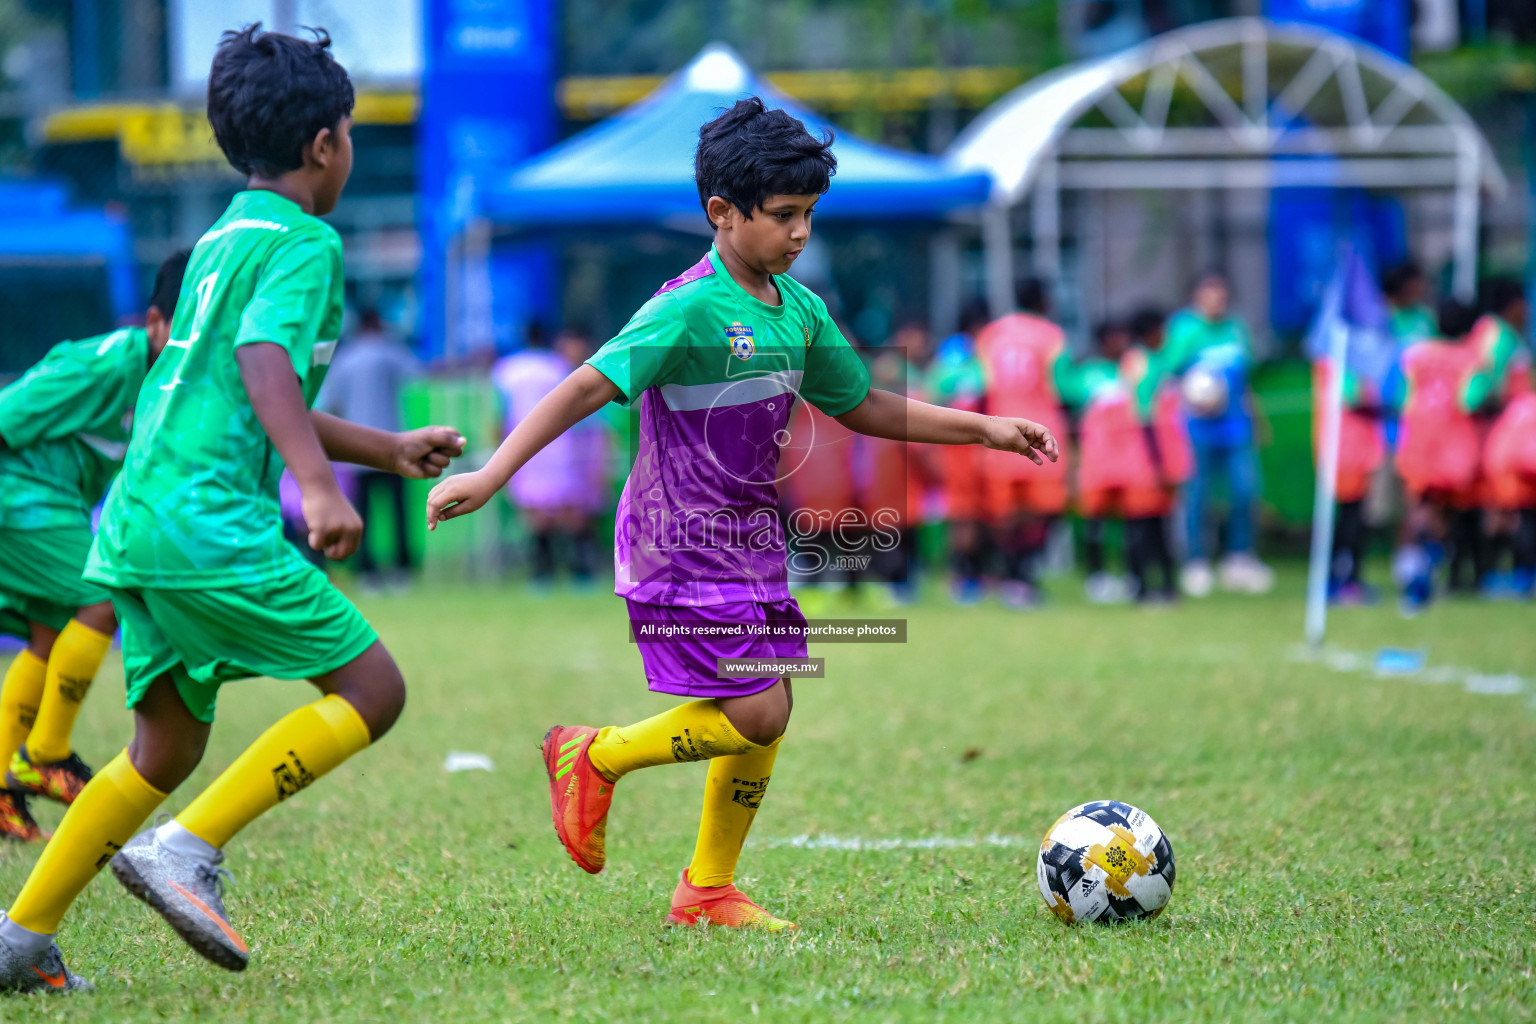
[{"x1": 626, "y1": 598, "x2": 808, "y2": 698}]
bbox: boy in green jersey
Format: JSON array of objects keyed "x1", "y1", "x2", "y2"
[
  {"x1": 0, "y1": 251, "x2": 189, "y2": 841},
  {"x1": 0, "y1": 26, "x2": 464, "y2": 992},
  {"x1": 1382, "y1": 262, "x2": 1437, "y2": 346}
]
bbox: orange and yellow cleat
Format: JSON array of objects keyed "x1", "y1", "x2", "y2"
[
  {"x1": 7, "y1": 747, "x2": 93, "y2": 805},
  {"x1": 540, "y1": 725, "x2": 615, "y2": 874},
  {"x1": 666, "y1": 870, "x2": 797, "y2": 931},
  {"x1": 0, "y1": 790, "x2": 46, "y2": 843}
]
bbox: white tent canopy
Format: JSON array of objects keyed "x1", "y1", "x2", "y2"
[{"x1": 947, "y1": 17, "x2": 1507, "y2": 313}]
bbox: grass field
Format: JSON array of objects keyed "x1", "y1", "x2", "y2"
[{"x1": 4, "y1": 568, "x2": 1534, "y2": 1022}]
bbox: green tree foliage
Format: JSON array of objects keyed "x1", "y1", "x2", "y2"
[{"x1": 562, "y1": 0, "x2": 1062, "y2": 76}]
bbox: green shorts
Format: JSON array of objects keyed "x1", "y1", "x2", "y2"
[
  {"x1": 0, "y1": 525, "x2": 111, "y2": 638},
  {"x1": 105, "y1": 564, "x2": 378, "y2": 724}
]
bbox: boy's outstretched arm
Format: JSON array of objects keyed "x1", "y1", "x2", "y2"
[
  {"x1": 427, "y1": 364, "x2": 620, "y2": 529},
  {"x1": 310, "y1": 411, "x2": 466, "y2": 479},
  {"x1": 835, "y1": 387, "x2": 1058, "y2": 465},
  {"x1": 236, "y1": 342, "x2": 363, "y2": 560}
]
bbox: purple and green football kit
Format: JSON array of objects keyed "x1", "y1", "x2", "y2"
[{"x1": 586, "y1": 246, "x2": 870, "y2": 697}]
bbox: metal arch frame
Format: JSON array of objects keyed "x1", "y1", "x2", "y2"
[{"x1": 975, "y1": 17, "x2": 1506, "y2": 316}]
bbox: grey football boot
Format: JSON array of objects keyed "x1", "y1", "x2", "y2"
[
  {"x1": 0, "y1": 935, "x2": 93, "y2": 994},
  {"x1": 111, "y1": 826, "x2": 249, "y2": 971}
]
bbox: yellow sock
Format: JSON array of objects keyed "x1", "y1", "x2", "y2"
[
  {"x1": 8, "y1": 750, "x2": 166, "y2": 934},
  {"x1": 587, "y1": 699, "x2": 755, "y2": 781},
  {"x1": 27, "y1": 620, "x2": 113, "y2": 763},
  {"x1": 174, "y1": 694, "x2": 371, "y2": 850},
  {"x1": 687, "y1": 738, "x2": 780, "y2": 887},
  {"x1": 0, "y1": 651, "x2": 47, "y2": 773}
]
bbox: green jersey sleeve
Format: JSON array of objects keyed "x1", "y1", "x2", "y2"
[
  {"x1": 234, "y1": 231, "x2": 343, "y2": 383},
  {"x1": 1340, "y1": 366, "x2": 1366, "y2": 408},
  {"x1": 800, "y1": 308, "x2": 870, "y2": 417},
  {"x1": 0, "y1": 330, "x2": 141, "y2": 449},
  {"x1": 1130, "y1": 348, "x2": 1165, "y2": 420},
  {"x1": 1460, "y1": 315, "x2": 1524, "y2": 413},
  {"x1": 1053, "y1": 352, "x2": 1087, "y2": 409},
  {"x1": 1159, "y1": 313, "x2": 1199, "y2": 374},
  {"x1": 585, "y1": 292, "x2": 690, "y2": 407}
]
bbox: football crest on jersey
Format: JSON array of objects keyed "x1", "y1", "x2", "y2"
[{"x1": 726, "y1": 321, "x2": 755, "y2": 360}]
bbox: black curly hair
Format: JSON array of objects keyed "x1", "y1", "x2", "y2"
[
  {"x1": 1380, "y1": 261, "x2": 1424, "y2": 302},
  {"x1": 207, "y1": 24, "x2": 355, "y2": 179},
  {"x1": 1479, "y1": 276, "x2": 1527, "y2": 320},
  {"x1": 695, "y1": 97, "x2": 836, "y2": 231},
  {"x1": 148, "y1": 249, "x2": 191, "y2": 319},
  {"x1": 1437, "y1": 298, "x2": 1476, "y2": 339}
]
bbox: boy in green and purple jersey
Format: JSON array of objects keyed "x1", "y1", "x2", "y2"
[
  {"x1": 0, "y1": 251, "x2": 189, "y2": 841},
  {"x1": 426, "y1": 97, "x2": 1058, "y2": 930},
  {"x1": 0, "y1": 25, "x2": 464, "y2": 993}
]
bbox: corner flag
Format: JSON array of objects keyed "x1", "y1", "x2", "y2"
[{"x1": 1304, "y1": 248, "x2": 1392, "y2": 646}]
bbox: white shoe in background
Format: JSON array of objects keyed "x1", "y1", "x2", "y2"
[
  {"x1": 1084, "y1": 572, "x2": 1131, "y2": 605},
  {"x1": 1181, "y1": 560, "x2": 1214, "y2": 598},
  {"x1": 1218, "y1": 553, "x2": 1275, "y2": 594}
]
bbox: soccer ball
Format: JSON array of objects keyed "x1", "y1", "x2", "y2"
[
  {"x1": 1036, "y1": 800, "x2": 1175, "y2": 925},
  {"x1": 1181, "y1": 367, "x2": 1229, "y2": 417}
]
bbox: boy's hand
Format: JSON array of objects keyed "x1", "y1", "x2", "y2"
[
  {"x1": 303, "y1": 485, "x2": 364, "y2": 560},
  {"x1": 980, "y1": 416, "x2": 1059, "y2": 466},
  {"x1": 426, "y1": 469, "x2": 498, "y2": 531},
  {"x1": 392, "y1": 426, "x2": 467, "y2": 479}
]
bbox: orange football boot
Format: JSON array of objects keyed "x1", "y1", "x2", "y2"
[
  {"x1": 541, "y1": 725, "x2": 615, "y2": 874},
  {"x1": 665, "y1": 870, "x2": 797, "y2": 931},
  {"x1": 7, "y1": 747, "x2": 92, "y2": 805},
  {"x1": 0, "y1": 790, "x2": 46, "y2": 843}
]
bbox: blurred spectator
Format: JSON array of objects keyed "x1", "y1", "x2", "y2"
[
  {"x1": 1131, "y1": 307, "x2": 1191, "y2": 600},
  {"x1": 1383, "y1": 262, "x2": 1436, "y2": 345},
  {"x1": 1391, "y1": 299, "x2": 1483, "y2": 611},
  {"x1": 853, "y1": 320, "x2": 938, "y2": 603},
  {"x1": 1162, "y1": 273, "x2": 1274, "y2": 597},
  {"x1": 1379, "y1": 262, "x2": 1436, "y2": 589},
  {"x1": 1468, "y1": 278, "x2": 1536, "y2": 599},
  {"x1": 927, "y1": 299, "x2": 993, "y2": 603},
  {"x1": 491, "y1": 325, "x2": 608, "y2": 585},
  {"x1": 973, "y1": 279, "x2": 1074, "y2": 609},
  {"x1": 320, "y1": 309, "x2": 422, "y2": 589},
  {"x1": 1311, "y1": 333, "x2": 1386, "y2": 606},
  {"x1": 1067, "y1": 319, "x2": 1179, "y2": 604}
]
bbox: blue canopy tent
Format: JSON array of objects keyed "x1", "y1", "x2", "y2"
[
  {"x1": 0, "y1": 180, "x2": 137, "y2": 371},
  {"x1": 478, "y1": 44, "x2": 992, "y2": 227},
  {"x1": 0, "y1": 181, "x2": 134, "y2": 307},
  {"x1": 434, "y1": 44, "x2": 991, "y2": 356}
]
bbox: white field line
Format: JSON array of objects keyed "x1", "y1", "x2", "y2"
[
  {"x1": 751, "y1": 833, "x2": 1032, "y2": 852},
  {"x1": 1286, "y1": 645, "x2": 1531, "y2": 700}
]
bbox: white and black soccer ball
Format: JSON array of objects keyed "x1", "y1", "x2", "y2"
[
  {"x1": 1181, "y1": 367, "x2": 1229, "y2": 417},
  {"x1": 1036, "y1": 800, "x2": 1175, "y2": 925}
]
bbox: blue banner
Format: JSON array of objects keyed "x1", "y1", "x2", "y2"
[
  {"x1": 419, "y1": 0, "x2": 557, "y2": 358},
  {"x1": 1270, "y1": 187, "x2": 1405, "y2": 336},
  {"x1": 1265, "y1": 2, "x2": 1410, "y2": 337},
  {"x1": 1265, "y1": 0, "x2": 1410, "y2": 58}
]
